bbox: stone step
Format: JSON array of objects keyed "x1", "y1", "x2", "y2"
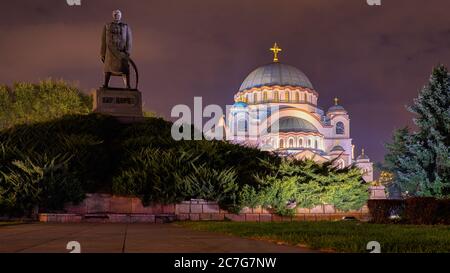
[
  {"x1": 84, "y1": 213, "x2": 110, "y2": 223},
  {"x1": 155, "y1": 214, "x2": 176, "y2": 223},
  {"x1": 84, "y1": 213, "x2": 109, "y2": 219}
]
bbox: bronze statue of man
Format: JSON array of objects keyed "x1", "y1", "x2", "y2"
[{"x1": 101, "y1": 10, "x2": 132, "y2": 89}]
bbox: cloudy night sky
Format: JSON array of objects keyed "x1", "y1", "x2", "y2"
[{"x1": 1, "y1": 0, "x2": 449, "y2": 163}]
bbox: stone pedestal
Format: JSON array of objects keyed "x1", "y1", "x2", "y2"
[
  {"x1": 369, "y1": 186, "x2": 387, "y2": 199},
  {"x1": 92, "y1": 87, "x2": 143, "y2": 122}
]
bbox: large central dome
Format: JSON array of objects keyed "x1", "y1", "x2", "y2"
[{"x1": 239, "y1": 63, "x2": 314, "y2": 92}]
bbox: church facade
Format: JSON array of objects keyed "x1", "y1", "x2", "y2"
[{"x1": 224, "y1": 44, "x2": 374, "y2": 182}]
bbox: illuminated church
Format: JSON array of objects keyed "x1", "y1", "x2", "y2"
[{"x1": 223, "y1": 43, "x2": 373, "y2": 182}]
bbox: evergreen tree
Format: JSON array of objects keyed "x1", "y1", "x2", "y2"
[
  {"x1": 0, "y1": 79, "x2": 92, "y2": 130},
  {"x1": 384, "y1": 127, "x2": 415, "y2": 194},
  {"x1": 240, "y1": 158, "x2": 369, "y2": 215},
  {"x1": 385, "y1": 65, "x2": 450, "y2": 197}
]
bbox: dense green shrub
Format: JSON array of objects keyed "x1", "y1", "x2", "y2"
[
  {"x1": 112, "y1": 148, "x2": 198, "y2": 205},
  {"x1": 0, "y1": 148, "x2": 84, "y2": 216},
  {"x1": 324, "y1": 178, "x2": 369, "y2": 212},
  {"x1": 256, "y1": 176, "x2": 300, "y2": 216},
  {"x1": 114, "y1": 120, "x2": 279, "y2": 211},
  {"x1": 0, "y1": 113, "x2": 124, "y2": 216},
  {"x1": 179, "y1": 165, "x2": 239, "y2": 209},
  {"x1": 404, "y1": 197, "x2": 440, "y2": 225},
  {"x1": 403, "y1": 197, "x2": 450, "y2": 225},
  {"x1": 239, "y1": 185, "x2": 261, "y2": 209},
  {"x1": 112, "y1": 137, "x2": 270, "y2": 212},
  {"x1": 367, "y1": 199, "x2": 405, "y2": 224},
  {"x1": 436, "y1": 199, "x2": 450, "y2": 225},
  {"x1": 241, "y1": 159, "x2": 369, "y2": 216},
  {"x1": 0, "y1": 114, "x2": 121, "y2": 193},
  {"x1": 168, "y1": 139, "x2": 279, "y2": 188}
]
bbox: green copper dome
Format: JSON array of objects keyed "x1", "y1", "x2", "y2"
[{"x1": 269, "y1": 117, "x2": 319, "y2": 133}]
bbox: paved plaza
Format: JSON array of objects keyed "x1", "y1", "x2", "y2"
[{"x1": 0, "y1": 223, "x2": 314, "y2": 253}]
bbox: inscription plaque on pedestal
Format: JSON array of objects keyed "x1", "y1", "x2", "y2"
[{"x1": 92, "y1": 88, "x2": 144, "y2": 122}]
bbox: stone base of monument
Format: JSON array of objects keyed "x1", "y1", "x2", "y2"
[
  {"x1": 369, "y1": 186, "x2": 387, "y2": 199},
  {"x1": 92, "y1": 87, "x2": 144, "y2": 123}
]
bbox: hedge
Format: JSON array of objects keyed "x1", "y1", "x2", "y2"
[{"x1": 368, "y1": 197, "x2": 450, "y2": 225}]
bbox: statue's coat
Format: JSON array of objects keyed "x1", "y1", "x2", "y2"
[{"x1": 101, "y1": 22, "x2": 132, "y2": 75}]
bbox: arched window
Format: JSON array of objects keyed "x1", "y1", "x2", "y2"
[
  {"x1": 274, "y1": 91, "x2": 279, "y2": 102},
  {"x1": 298, "y1": 138, "x2": 303, "y2": 147},
  {"x1": 314, "y1": 140, "x2": 318, "y2": 149},
  {"x1": 336, "y1": 122, "x2": 345, "y2": 135},
  {"x1": 263, "y1": 91, "x2": 268, "y2": 102},
  {"x1": 279, "y1": 139, "x2": 284, "y2": 149},
  {"x1": 307, "y1": 139, "x2": 312, "y2": 147},
  {"x1": 284, "y1": 92, "x2": 290, "y2": 102},
  {"x1": 237, "y1": 119, "x2": 247, "y2": 132},
  {"x1": 253, "y1": 93, "x2": 257, "y2": 103},
  {"x1": 295, "y1": 92, "x2": 300, "y2": 102},
  {"x1": 336, "y1": 159, "x2": 345, "y2": 169},
  {"x1": 289, "y1": 138, "x2": 294, "y2": 148}
]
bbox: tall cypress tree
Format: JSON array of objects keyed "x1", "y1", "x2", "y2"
[{"x1": 385, "y1": 65, "x2": 450, "y2": 197}]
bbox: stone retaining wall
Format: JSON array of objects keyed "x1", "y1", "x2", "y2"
[
  {"x1": 63, "y1": 194, "x2": 176, "y2": 215},
  {"x1": 39, "y1": 194, "x2": 370, "y2": 223},
  {"x1": 176, "y1": 199, "x2": 369, "y2": 222},
  {"x1": 38, "y1": 213, "x2": 175, "y2": 223}
]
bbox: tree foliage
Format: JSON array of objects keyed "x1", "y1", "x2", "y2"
[
  {"x1": 0, "y1": 145, "x2": 84, "y2": 216},
  {"x1": 0, "y1": 79, "x2": 92, "y2": 130},
  {"x1": 385, "y1": 65, "x2": 450, "y2": 197},
  {"x1": 240, "y1": 159, "x2": 369, "y2": 215}
]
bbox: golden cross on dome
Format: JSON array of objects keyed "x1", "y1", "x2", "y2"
[
  {"x1": 334, "y1": 97, "x2": 339, "y2": 105},
  {"x1": 270, "y1": 42, "x2": 282, "y2": 63}
]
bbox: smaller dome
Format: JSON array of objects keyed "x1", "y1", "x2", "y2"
[
  {"x1": 233, "y1": 101, "x2": 248, "y2": 108},
  {"x1": 328, "y1": 105, "x2": 346, "y2": 112},
  {"x1": 357, "y1": 154, "x2": 369, "y2": 160},
  {"x1": 328, "y1": 98, "x2": 347, "y2": 113},
  {"x1": 330, "y1": 145, "x2": 345, "y2": 152}
]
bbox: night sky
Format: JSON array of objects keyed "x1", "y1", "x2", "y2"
[{"x1": 1, "y1": 0, "x2": 450, "y2": 164}]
